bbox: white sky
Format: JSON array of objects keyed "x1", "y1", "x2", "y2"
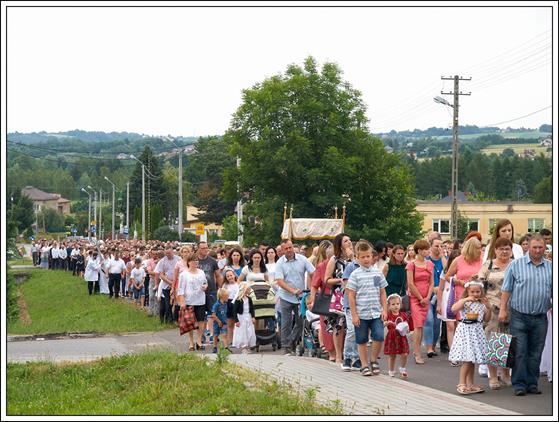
[{"x1": 4, "y1": 2, "x2": 556, "y2": 136}]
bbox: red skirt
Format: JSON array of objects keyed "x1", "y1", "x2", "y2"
[{"x1": 384, "y1": 326, "x2": 409, "y2": 355}]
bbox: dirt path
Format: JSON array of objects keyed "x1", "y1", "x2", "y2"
[{"x1": 17, "y1": 292, "x2": 32, "y2": 326}]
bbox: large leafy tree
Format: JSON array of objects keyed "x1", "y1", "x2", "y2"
[{"x1": 224, "y1": 57, "x2": 423, "y2": 245}]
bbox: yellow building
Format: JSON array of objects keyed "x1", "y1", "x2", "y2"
[
  {"x1": 416, "y1": 196, "x2": 552, "y2": 242},
  {"x1": 183, "y1": 204, "x2": 224, "y2": 237}
]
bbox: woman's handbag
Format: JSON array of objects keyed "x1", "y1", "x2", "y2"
[
  {"x1": 311, "y1": 290, "x2": 334, "y2": 316},
  {"x1": 179, "y1": 306, "x2": 199, "y2": 335},
  {"x1": 446, "y1": 276, "x2": 458, "y2": 320},
  {"x1": 328, "y1": 287, "x2": 345, "y2": 315},
  {"x1": 486, "y1": 330, "x2": 517, "y2": 368},
  {"x1": 395, "y1": 316, "x2": 410, "y2": 336},
  {"x1": 399, "y1": 272, "x2": 410, "y2": 313}
]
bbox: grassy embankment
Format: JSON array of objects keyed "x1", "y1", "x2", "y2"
[{"x1": 8, "y1": 269, "x2": 172, "y2": 335}]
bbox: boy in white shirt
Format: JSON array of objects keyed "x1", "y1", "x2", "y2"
[{"x1": 130, "y1": 257, "x2": 146, "y2": 308}]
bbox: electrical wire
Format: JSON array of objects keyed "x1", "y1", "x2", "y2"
[{"x1": 478, "y1": 106, "x2": 552, "y2": 128}]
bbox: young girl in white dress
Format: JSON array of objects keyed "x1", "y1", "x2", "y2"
[
  {"x1": 232, "y1": 282, "x2": 257, "y2": 353},
  {"x1": 449, "y1": 280, "x2": 491, "y2": 395}
]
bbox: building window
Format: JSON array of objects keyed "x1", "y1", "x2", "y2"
[
  {"x1": 433, "y1": 219, "x2": 450, "y2": 234},
  {"x1": 467, "y1": 219, "x2": 479, "y2": 232},
  {"x1": 528, "y1": 218, "x2": 545, "y2": 233}
]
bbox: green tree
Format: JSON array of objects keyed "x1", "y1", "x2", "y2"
[
  {"x1": 501, "y1": 148, "x2": 516, "y2": 158},
  {"x1": 186, "y1": 136, "x2": 236, "y2": 223},
  {"x1": 7, "y1": 190, "x2": 31, "y2": 236},
  {"x1": 37, "y1": 208, "x2": 65, "y2": 232},
  {"x1": 533, "y1": 176, "x2": 552, "y2": 203},
  {"x1": 221, "y1": 214, "x2": 239, "y2": 241},
  {"x1": 224, "y1": 57, "x2": 423, "y2": 245},
  {"x1": 152, "y1": 226, "x2": 180, "y2": 242}
]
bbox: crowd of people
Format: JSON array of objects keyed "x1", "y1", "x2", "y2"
[{"x1": 29, "y1": 220, "x2": 553, "y2": 396}]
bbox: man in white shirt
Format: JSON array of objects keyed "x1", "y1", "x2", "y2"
[
  {"x1": 84, "y1": 251, "x2": 103, "y2": 295},
  {"x1": 71, "y1": 245, "x2": 80, "y2": 276},
  {"x1": 107, "y1": 251, "x2": 126, "y2": 299},
  {"x1": 58, "y1": 243, "x2": 68, "y2": 270},
  {"x1": 51, "y1": 242, "x2": 60, "y2": 270},
  {"x1": 155, "y1": 247, "x2": 181, "y2": 324}
]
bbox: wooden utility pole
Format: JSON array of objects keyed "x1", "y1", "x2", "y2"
[{"x1": 441, "y1": 75, "x2": 471, "y2": 239}]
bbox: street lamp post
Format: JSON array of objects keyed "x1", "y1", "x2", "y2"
[
  {"x1": 130, "y1": 155, "x2": 146, "y2": 241},
  {"x1": 126, "y1": 182, "x2": 130, "y2": 240},
  {"x1": 87, "y1": 185, "x2": 97, "y2": 238},
  {"x1": 81, "y1": 187, "x2": 92, "y2": 239},
  {"x1": 104, "y1": 176, "x2": 116, "y2": 240}
]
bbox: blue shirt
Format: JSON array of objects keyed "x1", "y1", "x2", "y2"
[
  {"x1": 426, "y1": 256, "x2": 444, "y2": 288},
  {"x1": 211, "y1": 300, "x2": 229, "y2": 324},
  {"x1": 346, "y1": 265, "x2": 388, "y2": 319},
  {"x1": 502, "y1": 254, "x2": 552, "y2": 315},
  {"x1": 275, "y1": 253, "x2": 315, "y2": 304}
]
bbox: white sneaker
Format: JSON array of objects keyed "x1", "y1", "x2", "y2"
[
  {"x1": 478, "y1": 364, "x2": 488, "y2": 378},
  {"x1": 388, "y1": 370, "x2": 396, "y2": 377}
]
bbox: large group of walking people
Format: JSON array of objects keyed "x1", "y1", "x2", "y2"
[{"x1": 30, "y1": 220, "x2": 552, "y2": 396}]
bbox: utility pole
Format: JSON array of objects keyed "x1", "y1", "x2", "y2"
[
  {"x1": 92, "y1": 189, "x2": 97, "y2": 238},
  {"x1": 99, "y1": 189, "x2": 103, "y2": 240},
  {"x1": 178, "y1": 147, "x2": 183, "y2": 241},
  {"x1": 441, "y1": 75, "x2": 471, "y2": 240},
  {"x1": 126, "y1": 182, "x2": 130, "y2": 240}
]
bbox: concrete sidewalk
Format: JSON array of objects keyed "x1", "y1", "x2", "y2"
[
  {"x1": 213, "y1": 353, "x2": 518, "y2": 416},
  {"x1": 7, "y1": 331, "x2": 519, "y2": 416}
]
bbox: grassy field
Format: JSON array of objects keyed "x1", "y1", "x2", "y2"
[
  {"x1": 480, "y1": 143, "x2": 550, "y2": 156},
  {"x1": 6, "y1": 350, "x2": 338, "y2": 415},
  {"x1": 8, "y1": 269, "x2": 172, "y2": 335}
]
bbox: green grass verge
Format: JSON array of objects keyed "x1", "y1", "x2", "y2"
[
  {"x1": 8, "y1": 269, "x2": 172, "y2": 335},
  {"x1": 8, "y1": 258, "x2": 34, "y2": 266},
  {"x1": 7, "y1": 350, "x2": 339, "y2": 415}
]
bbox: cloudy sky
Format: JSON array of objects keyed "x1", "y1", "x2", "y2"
[{"x1": 5, "y1": 2, "x2": 555, "y2": 137}]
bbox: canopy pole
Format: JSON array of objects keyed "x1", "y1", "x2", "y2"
[
  {"x1": 334, "y1": 205, "x2": 338, "y2": 219},
  {"x1": 288, "y1": 204, "x2": 294, "y2": 241},
  {"x1": 342, "y1": 205, "x2": 346, "y2": 230}
]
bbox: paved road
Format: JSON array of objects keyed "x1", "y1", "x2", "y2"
[{"x1": 7, "y1": 329, "x2": 552, "y2": 416}]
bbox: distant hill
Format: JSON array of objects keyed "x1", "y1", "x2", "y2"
[
  {"x1": 7, "y1": 130, "x2": 198, "y2": 144},
  {"x1": 373, "y1": 124, "x2": 552, "y2": 140}
]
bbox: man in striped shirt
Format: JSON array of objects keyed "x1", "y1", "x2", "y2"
[{"x1": 500, "y1": 234, "x2": 552, "y2": 396}]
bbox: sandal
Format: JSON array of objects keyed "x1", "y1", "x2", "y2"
[
  {"x1": 489, "y1": 378, "x2": 501, "y2": 390},
  {"x1": 360, "y1": 366, "x2": 372, "y2": 376},
  {"x1": 371, "y1": 361, "x2": 380, "y2": 375},
  {"x1": 188, "y1": 346, "x2": 195, "y2": 352},
  {"x1": 469, "y1": 385, "x2": 485, "y2": 394},
  {"x1": 414, "y1": 354, "x2": 425, "y2": 365},
  {"x1": 457, "y1": 384, "x2": 474, "y2": 395},
  {"x1": 399, "y1": 367, "x2": 408, "y2": 379}
]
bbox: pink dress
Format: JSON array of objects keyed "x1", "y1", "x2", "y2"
[
  {"x1": 406, "y1": 260, "x2": 434, "y2": 329},
  {"x1": 453, "y1": 255, "x2": 483, "y2": 302}
]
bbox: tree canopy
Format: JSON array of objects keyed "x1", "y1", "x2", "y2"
[{"x1": 224, "y1": 56, "x2": 423, "y2": 245}]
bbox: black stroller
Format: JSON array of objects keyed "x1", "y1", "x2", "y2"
[{"x1": 250, "y1": 281, "x2": 279, "y2": 352}]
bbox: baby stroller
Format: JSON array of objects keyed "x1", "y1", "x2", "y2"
[
  {"x1": 296, "y1": 292, "x2": 323, "y2": 358},
  {"x1": 249, "y1": 281, "x2": 279, "y2": 352}
]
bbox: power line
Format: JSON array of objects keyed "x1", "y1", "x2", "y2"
[{"x1": 479, "y1": 106, "x2": 552, "y2": 128}]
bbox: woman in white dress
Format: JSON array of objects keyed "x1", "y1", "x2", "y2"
[{"x1": 99, "y1": 251, "x2": 110, "y2": 295}]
